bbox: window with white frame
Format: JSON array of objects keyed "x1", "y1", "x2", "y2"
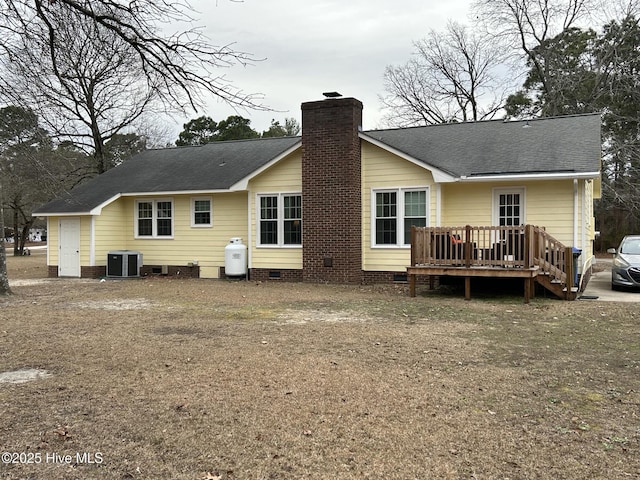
[
  {"x1": 373, "y1": 188, "x2": 428, "y2": 246},
  {"x1": 493, "y1": 188, "x2": 525, "y2": 227},
  {"x1": 258, "y1": 193, "x2": 302, "y2": 246},
  {"x1": 191, "y1": 197, "x2": 212, "y2": 227},
  {"x1": 135, "y1": 199, "x2": 173, "y2": 238}
]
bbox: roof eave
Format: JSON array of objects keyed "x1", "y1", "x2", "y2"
[
  {"x1": 33, "y1": 210, "x2": 93, "y2": 217},
  {"x1": 33, "y1": 188, "x2": 244, "y2": 217},
  {"x1": 33, "y1": 193, "x2": 122, "y2": 217},
  {"x1": 120, "y1": 189, "x2": 233, "y2": 197}
]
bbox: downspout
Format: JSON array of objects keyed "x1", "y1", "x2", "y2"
[
  {"x1": 573, "y1": 179, "x2": 579, "y2": 247},
  {"x1": 246, "y1": 191, "x2": 252, "y2": 277},
  {"x1": 573, "y1": 178, "x2": 581, "y2": 285},
  {"x1": 581, "y1": 180, "x2": 587, "y2": 267},
  {"x1": 46, "y1": 217, "x2": 50, "y2": 267},
  {"x1": 90, "y1": 216, "x2": 96, "y2": 267},
  {"x1": 435, "y1": 184, "x2": 442, "y2": 227}
]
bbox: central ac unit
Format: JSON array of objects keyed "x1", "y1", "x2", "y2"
[{"x1": 107, "y1": 250, "x2": 143, "y2": 277}]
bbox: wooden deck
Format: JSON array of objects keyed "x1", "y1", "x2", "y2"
[{"x1": 407, "y1": 225, "x2": 576, "y2": 302}]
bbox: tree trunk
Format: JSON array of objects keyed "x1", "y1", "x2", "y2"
[
  {"x1": 0, "y1": 205, "x2": 11, "y2": 295},
  {"x1": 19, "y1": 221, "x2": 32, "y2": 254},
  {"x1": 13, "y1": 208, "x2": 20, "y2": 256}
]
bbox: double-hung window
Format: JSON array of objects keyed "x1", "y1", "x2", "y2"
[
  {"x1": 373, "y1": 188, "x2": 428, "y2": 246},
  {"x1": 191, "y1": 197, "x2": 212, "y2": 227},
  {"x1": 135, "y1": 199, "x2": 173, "y2": 238},
  {"x1": 258, "y1": 193, "x2": 302, "y2": 246}
]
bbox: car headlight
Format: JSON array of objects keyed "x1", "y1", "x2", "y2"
[{"x1": 613, "y1": 256, "x2": 630, "y2": 268}]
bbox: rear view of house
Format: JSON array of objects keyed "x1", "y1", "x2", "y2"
[{"x1": 34, "y1": 95, "x2": 601, "y2": 297}]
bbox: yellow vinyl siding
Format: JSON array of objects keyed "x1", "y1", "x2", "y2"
[
  {"x1": 119, "y1": 193, "x2": 247, "y2": 278},
  {"x1": 440, "y1": 183, "x2": 492, "y2": 226},
  {"x1": 524, "y1": 181, "x2": 575, "y2": 245},
  {"x1": 437, "y1": 179, "x2": 597, "y2": 281},
  {"x1": 441, "y1": 180, "x2": 576, "y2": 244},
  {"x1": 191, "y1": 193, "x2": 248, "y2": 278},
  {"x1": 47, "y1": 217, "x2": 59, "y2": 265},
  {"x1": 74, "y1": 193, "x2": 246, "y2": 278},
  {"x1": 362, "y1": 142, "x2": 436, "y2": 271},
  {"x1": 79, "y1": 217, "x2": 93, "y2": 265},
  {"x1": 443, "y1": 179, "x2": 596, "y2": 278},
  {"x1": 93, "y1": 200, "x2": 127, "y2": 263},
  {"x1": 248, "y1": 151, "x2": 303, "y2": 270}
]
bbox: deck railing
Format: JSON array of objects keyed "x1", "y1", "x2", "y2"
[{"x1": 410, "y1": 225, "x2": 572, "y2": 289}]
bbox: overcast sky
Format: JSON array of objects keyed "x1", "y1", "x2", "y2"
[{"x1": 173, "y1": 0, "x2": 473, "y2": 135}]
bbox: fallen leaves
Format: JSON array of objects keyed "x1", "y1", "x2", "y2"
[
  {"x1": 52, "y1": 425, "x2": 72, "y2": 440},
  {"x1": 201, "y1": 473, "x2": 222, "y2": 480}
]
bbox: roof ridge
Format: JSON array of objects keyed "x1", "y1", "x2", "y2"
[
  {"x1": 148, "y1": 135, "x2": 302, "y2": 152},
  {"x1": 364, "y1": 111, "x2": 602, "y2": 134}
]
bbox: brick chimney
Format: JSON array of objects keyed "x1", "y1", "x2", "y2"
[{"x1": 301, "y1": 96, "x2": 363, "y2": 283}]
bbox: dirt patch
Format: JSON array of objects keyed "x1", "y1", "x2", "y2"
[
  {"x1": 1, "y1": 254, "x2": 639, "y2": 479},
  {"x1": 69, "y1": 298, "x2": 153, "y2": 310},
  {"x1": 275, "y1": 308, "x2": 370, "y2": 324},
  {"x1": 0, "y1": 368, "x2": 52, "y2": 384},
  {"x1": 8, "y1": 279, "x2": 53, "y2": 287}
]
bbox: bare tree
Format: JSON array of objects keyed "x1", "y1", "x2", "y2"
[
  {"x1": 471, "y1": 0, "x2": 601, "y2": 114},
  {"x1": 1, "y1": 10, "x2": 156, "y2": 174},
  {"x1": 0, "y1": 0, "x2": 264, "y2": 112},
  {"x1": 473, "y1": 0, "x2": 640, "y2": 246},
  {"x1": 380, "y1": 21, "x2": 511, "y2": 127},
  {"x1": 0, "y1": 106, "x2": 68, "y2": 255},
  {"x1": 0, "y1": 0, "x2": 266, "y2": 295},
  {"x1": 0, "y1": 2, "x2": 266, "y2": 174},
  {"x1": 0, "y1": 222, "x2": 9, "y2": 295}
]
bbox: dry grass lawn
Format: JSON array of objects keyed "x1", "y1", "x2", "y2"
[{"x1": 1, "y1": 252, "x2": 639, "y2": 479}]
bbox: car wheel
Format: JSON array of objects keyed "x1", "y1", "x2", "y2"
[{"x1": 612, "y1": 283, "x2": 622, "y2": 291}]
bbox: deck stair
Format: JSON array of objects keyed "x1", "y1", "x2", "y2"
[{"x1": 407, "y1": 225, "x2": 578, "y2": 302}]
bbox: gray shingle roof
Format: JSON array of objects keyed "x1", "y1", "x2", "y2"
[
  {"x1": 363, "y1": 113, "x2": 601, "y2": 178},
  {"x1": 34, "y1": 113, "x2": 601, "y2": 215},
  {"x1": 34, "y1": 136, "x2": 301, "y2": 214}
]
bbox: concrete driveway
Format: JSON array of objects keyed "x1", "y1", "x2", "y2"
[{"x1": 579, "y1": 258, "x2": 640, "y2": 302}]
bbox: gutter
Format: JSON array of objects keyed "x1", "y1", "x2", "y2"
[
  {"x1": 460, "y1": 171, "x2": 601, "y2": 182},
  {"x1": 33, "y1": 189, "x2": 235, "y2": 217}
]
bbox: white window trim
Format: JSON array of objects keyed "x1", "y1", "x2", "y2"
[
  {"x1": 256, "y1": 192, "x2": 303, "y2": 248},
  {"x1": 134, "y1": 198, "x2": 174, "y2": 239},
  {"x1": 191, "y1": 196, "x2": 213, "y2": 228},
  {"x1": 371, "y1": 187, "x2": 430, "y2": 248}
]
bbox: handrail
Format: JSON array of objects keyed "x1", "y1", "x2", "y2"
[{"x1": 410, "y1": 225, "x2": 569, "y2": 283}]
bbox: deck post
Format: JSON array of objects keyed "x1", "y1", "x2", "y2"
[
  {"x1": 409, "y1": 272, "x2": 416, "y2": 297},
  {"x1": 530, "y1": 276, "x2": 536, "y2": 299},
  {"x1": 410, "y1": 226, "x2": 417, "y2": 266},
  {"x1": 565, "y1": 246, "x2": 573, "y2": 299},
  {"x1": 524, "y1": 277, "x2": 533, "y2": 303},
  {"x1": 464, "y1": 276, "x2": 471, "y2": 300},
  {"x1": 465, "y1": 225, "x2": 472, "y2": 268},
  {"x1": 524, "y1": 225, "x2": 533, "y2": 267}
]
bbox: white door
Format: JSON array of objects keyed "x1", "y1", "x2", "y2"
[
  {"x1": 59, "y1": 217, "x2": 81, "y2": 277},
  {"x1": 492, "y1": 188, "x2": 526, "y2": 260}
]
